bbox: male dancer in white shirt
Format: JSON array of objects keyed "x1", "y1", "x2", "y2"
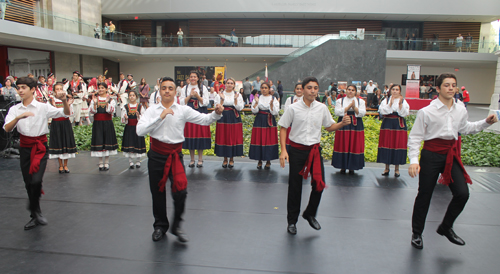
[
  {"x1": 3, "y1": 77, "x2": 71, "y2": 230},
  {"x1": 137, "y1": 77, "x2": 224, "y2": 242},
  {"x1": 408, "y1": 73, "x2": 497, "y2": 249},
  {"x1": 279, "y1": 77, "x2": 351, "y2": 235}
]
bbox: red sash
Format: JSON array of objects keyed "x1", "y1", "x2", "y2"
[
  {"x1": 290, "y1": 141, "x2": 325, "y2": 192},
  {"x1": 189, "y1": 99, "x2": 199, "y2": 109},
  {"x1": 52, "y1": 117, "x2": 69, "y2": 121},
  {"x1": 224, "y1": 106, "x2": 239, "y2": 118},
  {"x1": 423, "y1": 138, "x2": 472, "y2": 186},
  {"x1": 20, "y1": 134, "x2": 47, "y2": 175},
  {"x1": 258, "y1": 111, "x2": 273, "y2": 127},
  {"x1": 150, "y1": 138, "x2": 187, "y2": 193},
  {"x1": 128, "y1": 118, "x2": 138, "y2": 126},
  {"x1": 384, "y1": 114, "x2": 405, "y2": 128},
  {"x1": 94, "y1": 113, "x2": 112, "y2": 121}
]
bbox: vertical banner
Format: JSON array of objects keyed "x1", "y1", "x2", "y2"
[
  {"x1": 406, "y1": 64, "x2": 421, "y2": 98},
  {"x1": 214, "y1": 66, "x2": 225, "y2": 83}
]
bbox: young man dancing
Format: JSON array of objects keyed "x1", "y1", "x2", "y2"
[
  {"x1": 137, "y1": 77, "x2": 224, "y2": 242},
  {"x1": 279, "y1": 76, "x2": 350, "y2": 235},
  {"x1": 408, "y1": 73, "x2": 497, "y2": 249},
  {"x1": 3, "y1": 77, "x2": 71, "y2": 230}
]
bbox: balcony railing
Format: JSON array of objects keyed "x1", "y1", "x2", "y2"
[{"x1": 3, "y1": 2, "x2": 499, "y2": 53}]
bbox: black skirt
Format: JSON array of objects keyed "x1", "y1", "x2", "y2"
[
  {"x1": 91, "y1": 120, "x2": 118, "y2": 156},
  {"x1": 49, "y1": 118, "x2": 77, "y2": 159},
  {"x1": 122, "y1": 124, "x2": 146, "y2": 156}
]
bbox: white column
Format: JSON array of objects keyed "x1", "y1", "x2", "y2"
[{"x1": 485, "y1": 50, "x2": 500, "y2": 133}]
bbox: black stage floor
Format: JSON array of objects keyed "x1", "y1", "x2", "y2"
[{"x1": 1, "y1": 152, "x2": 500, "y2": 274}]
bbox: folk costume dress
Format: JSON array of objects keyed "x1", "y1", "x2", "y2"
[
  {"x1": 80, "y1": 85, "x2": 90, "y2": 119},
  {"x1": 377, "y1": 97, "x2": 410, "y2": 165},
  {"x1": 63, "y1": 79, "x2": 86, "y2": 124},
  {"x1": 214, "y1": 91, "x2": 244, "y2": 157},
  {"x1": 89, "y1": 97, "x2": 118, "y2": 157},
  {"x1": 121, "y1": 103, "x2": 146, "y2": 157},
  {"x1": 332, "y1": 97, "x2": 366, "y2": 170},
  {"x1": 179, "y1": 84, "x2": 211, "y2": 150},
  {"x1": 283, "y1": 95, "x2": 303, "y2": 152},
  {"x1": 249, "y1": 95, "x2": 280, "y2": 161},
  {"x1": 48, "y1": 98, "x2": 77, "y2": 159}
]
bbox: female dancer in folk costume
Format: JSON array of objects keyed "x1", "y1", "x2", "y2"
[
  {"x1": 283, "y1": 83, "x2": 303, "y2": 152},
  {"x1": 214, "y1": 77, "x2": 244, "y2": 168},
  {"x1": 89, "y1": 82, "x2": 118, "y2": 171},
  {"x1": 121, "y1": 90, "x2": 146, "y2": 169},
  {"x1": 48, "y1": 82, "x2": 77, "y2": 173},
  {"x1": 179, "y1": 70, "x2": 210, "y2": 168},
  {"x1": 249, "y1": 82, "x2": 280, "y2": 169},
  {"x1": 377, "y1": 84, "x2": 410, "y2": 177},
  {"x1": 332, "y1": 84, "x2": 366, "y2": 174},
  {"x1": 80, "y1": 77, "x2": 92, "y2": 125}
]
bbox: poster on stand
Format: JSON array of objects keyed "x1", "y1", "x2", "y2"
[
  {"x1": 405, "y1": 80, "x2": 420, "y2": 98},
  {"x1": 337, "y1": 81, "x2": 347, "y2": 91},
  {"x1": 407, "y1": 64, "x2": 421, "y2": 80}
]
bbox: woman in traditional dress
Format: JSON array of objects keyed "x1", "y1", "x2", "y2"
[
  {"x1": 377, "y1": 84, "x2": 410, "y2": 177},
  {"x1": 48, "y1": 82, "x2": 77, "y2": 173},
  {"x1": 332, "y1": 84, "x2": 366, "y2": 174},
  {"x1": 121, "y1": 90, "x2": 146, "y2": 169},
  {"x1": 89, "y1": 82, "x2": 118, "y2": 171},
  {"x1": 249, "y1": 82, "x2": 280, "y2": 169},
  {"x1": 179, "y1": 70, "x2": 210, "y2": 168},
  {"x1": 283, "y1": 83, "x2": 303, "y2": 152},
  {"x1": 214, "y1": 77, "x2": 244, "y2": 168}
]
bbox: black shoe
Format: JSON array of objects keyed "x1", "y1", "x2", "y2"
[
  {"x1": 196, "y1": 161, "x2": 203, "y2": 168},
  {"x1": 340, "y1": 169, "x2": 346, "y2": 174},
  {"x1": 437, "y1": 225, "x2": 465, "y2": 246},
  {"x1": 222, "y1": 161, "x2": 228, "y2": 168},
  {"x1": 59, "y1": 167, "x2": 64, "y2": 174},
  {"x1": 264, "y1": 163, "x2": 271, "y2": 170},
  {"x1": 287, "y1": 224, "x2": 297, "y2": 235},
  {"x1": 24, "y1": 218, "x2": 38, "y2": 230},
  {"x1": 33, "y1": 212, "x2": 47, "y2": 226},
  {"x1": 99, "y1": 164, "x2": 104, "y2": 171},
  {"x1": 411, "y1": 233, "x2": 423, "y2": 249},
  {"x1": 228, "y1": 163, "x2": 234, "y2": 169},
  {"x1": 382, "y1": 170, "x2": 390, "y2": 176},
  {"x1": 64, "y1": 166, "x2": 70, "y2": 173},
  {"x1": 104, "y1": 164, "x2": 109, "y2": 171},
  {"x1": 188, "y1": 161, "x2": 195, "y2": 168},
  {"x1": 136, "y1": 164, "x2": 141, "y2": 168},
  {"x1": 302, "y1": 214, "x2": 321, "y2": 230},
  {"x1": 394, "y1": 171, "x2": 400, "y2": 177},
  {"x1": 129, "y1": 164, "x2": 135, "y2": 169},
  {"x1": 152, "y1": 228, "x2": 165, "y2": 242},
  {"x1": 171, "y1": 228, "x2": 189, "y2": 242},
  {"x1": 257, "y1": 161, "x2": 262, "y2": 169},
  {"x1": 349, "y1": 170, "x2": 355, "y2": 175}
]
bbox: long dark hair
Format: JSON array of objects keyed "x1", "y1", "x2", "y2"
[
  {"x1": 386, "y1": 84, "x2": 402, "y2": 102},
  {"x1": 188, "y1": 70, "x2": 203, "y2": 97}
]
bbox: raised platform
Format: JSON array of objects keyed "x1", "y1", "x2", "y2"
[{"x1": 1, "y1": 153, "x2": 500, "y2": 273}]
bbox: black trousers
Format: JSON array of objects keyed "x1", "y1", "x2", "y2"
[
  {"x1": 412, "y1": 149, "x2": 469, "y2": 235},
  {"x1": 367, "y1": 93, "x2": 374, "y2": 107},
  {"x1": 287, "y1": 146, "x2": 324, "y2": 224},
  {"x1": 147, "y1": 149, "x2": 187, "y2": 233},
  {"x1": 20, "y1": 144, "x2": 48, "y2": 214}
]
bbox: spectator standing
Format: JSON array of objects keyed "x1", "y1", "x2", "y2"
[
  {"x1": 104, "y1": 23, "x2": 110, "y2": 40},
  {"x1": 177, "y1": 28, "x2": 184, "y2": 47},
  {"x1": 138, "y1": 78, "x2": 150, "y2": 109},
  {"x1": 109, "y1": 21, "x2": 116, "y2": 41},
  {"x1": 277, "y1": 80, "x2": 284, "y2": 105},
  {"x1": 465, "y1": 33, "x2": 473, "y2": 52},
  {"x1": 419, "y1": 84, "x2": 427, "y2": 99},
  {"x1": 270, "y1": 80, "x2": 276, "y2": 94},
  {"x1": 176, "y1": 80, "x2": 185, "y2": 99},
  {"x1": 242, "y1": 77, "x2": 252, "y2": 103},
  {"x1": 461, "y1": 86, "x2": 470, "y2": 108},
  {"x1": 366, "y1": 80, "x2": 376, "y2": 106},
  {"x1": 0, "y1": 0, "x2": 10, "y2": 20},
  {"x1": 252, "y1": 76, "x2": 261, "y2": 93},
  {"x1": 202, "y1": 75, "x2": 208, "y2": 88},
  {"x1": 361, "y1": 81, "x2": 367, "y2": 94},
  {"x1": 427, "y1": 83, "x2": 437, "y2": 99},
  {"x1": 330, "y1": 83, "x2": 338, "y2": 93},
  {"x1": 456, "y1": 34, "x2": 463, "y2": 52},
  {"x1": 94, "y1": 23, "x2": 101, "y2": 39},
  {"x1": 230, "y1": 28, "x2": 237, "y2": 47},
  {"x1": 208, "y1": 87, "x2": 216, "y2": 108},
  {"x1": 1, "y1": 78, "x2": 17, "y2": 99}
]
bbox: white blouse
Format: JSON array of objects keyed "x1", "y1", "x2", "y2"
[
  {"x1": 251, "y1": 95, "x2": 279, "y2": 115},
  {"x1": 214, "y1": 91, "x2": 244, "y2": 111},
  {"x1": 121, "y1": 103, "x2": 145, "y2": 123},
  {"x1": 284, "y1": 95, "x2": 303, "y2": 113},
  {"x1": 378, "y1": 97, "x2": 410, "y2": 117},
  {"x1": 89, "y1": 96, "x2": 116, "y2": 114},
  {"x1": 179, "y1": 84, "x2": 209, "y2": 107},
  {"x1": 334, "y1": 96, "x2": 366, "y2": 117}
]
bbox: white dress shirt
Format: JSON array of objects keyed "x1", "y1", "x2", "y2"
[
  {"x1": 366, "y1": 85, "x2": 375, "y2": 94},
  {"x1": 89, "y1": 96, "x2": 116, "y2": 114},
  {"x1": 251, "y1": 95, "x2": 279, "y2": 115},
  {"x1": 179, "y1": 84, "x2": 209, "y2": 107},
  {"x1": 334, "y1": 96, "x2": 366, "y2": 117},
  {"x1": 408, "y1": 99, "x2": 490, "y2": 164},
  {"x1": 279, "y1": 100, "x2": 335, "y2": 146},
  {"x1": 284, "y1": 95, "x2": 303, "y2": 113},
  {"x1": 214, "y1": 91, "x2": 244, "y2": 111},
  {"x1": 3, "y1": 99, "x2": 68, "y2": 136},
  {"x1": 136, "y1": 102, "x2": 222, "y2": 144},
  {"x1": 117, "y1": 79, "x2": 129, "y2": 94},
  {"x1": 378, "y1": 97, "x2": 410, "y2": 117}
]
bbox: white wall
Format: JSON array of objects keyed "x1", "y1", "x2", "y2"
[
  {"x1": 102, "y1": 0, "x2": 500, "y2": 18},
  {"x1": 385, "y1": 65, "x2": 496, "y2": 104},
  {"x1": 119, "y1": 61, "x2": 265, "y2": 87},
  {"x1": 82, "y1": 55, "x2": 103, "y2": 77},
  {"x1": 54, "y1": 52, "x2": 103, "y2": 80}
]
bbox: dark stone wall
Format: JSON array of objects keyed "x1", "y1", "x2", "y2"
[{"x1": 269, "y1": 40, "x2": 387, "y2": 92}]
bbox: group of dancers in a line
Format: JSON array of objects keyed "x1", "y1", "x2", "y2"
[{"x1": 3, "y1": 72, "x2": 497, "y2": 249}]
